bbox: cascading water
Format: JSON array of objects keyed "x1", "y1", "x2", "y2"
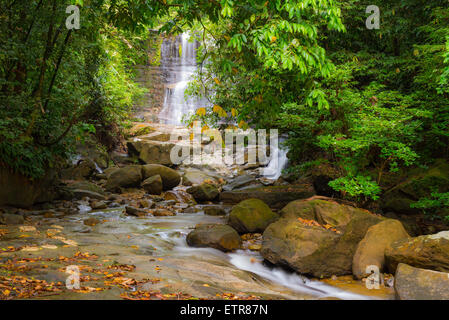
[{"x1": 158, "y1": 33, "x2": 208, "y2": 125}]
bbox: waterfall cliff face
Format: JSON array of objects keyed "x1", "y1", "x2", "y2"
[{"x1": 158, "y1": 33, "x2": 207, "y2": 125}]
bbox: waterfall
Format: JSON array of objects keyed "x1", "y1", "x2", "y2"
[{"x1": 158, "y1": 33, "x2": 207, "y2": 125}]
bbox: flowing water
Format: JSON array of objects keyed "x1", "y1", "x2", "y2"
[
  {"x1": 158, "y1": 33, "x2": 208, "y2": 125},
  {"x1": 123, "y1": 33, "x2": 383, "y2": 299}
]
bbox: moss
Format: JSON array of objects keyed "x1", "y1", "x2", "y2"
[{"x1": 229, "y1": 199, "x2": 279, "y2": 233}]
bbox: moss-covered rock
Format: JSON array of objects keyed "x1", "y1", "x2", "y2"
[
  {"x1": 385, "y1": 231, "x2": 449, "y2": 273},
  {"x1": 142, "y1": 164, "x2": 180, "y2": 191},
  {"x1": 228, "y1": 199, "x2": 279, "y2": 233},
  {"x1": 186, "y1": 224, "x2": 241, "y2": 252},
  {"x1": 261, "y1": 199, "x2": 384, "y2": 278},
  {"x1": 105, "y1": 165, "x2": 142, "y2": 192},
  {"x1": 187, "y1": 183, "x2": 219, "y2": 202},
  {"x1": 141, "y1": 175, "x2": 163, "y2": 195}
]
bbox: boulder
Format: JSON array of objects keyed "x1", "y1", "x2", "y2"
[
  {"x1": 222, "y1": 174, "x2": 257, "y2": 192},
  {"x1": 152, "y1": 209, "x2": 176, "y2": 217},
  {"x1": 186, "y1": 224, "x2": 242, "y2": 252},
  {"x1": 203, "y1": 206, "x2": 227, "y2": 216},
  {"x1": 0, "y1": 167, "x2": 56, "y2": 208},
  {"x1": 90, "y1": 201, "x2": 107, "y2": 210},
  {"x1": 187, "y1": 183, "x2": 219, "y2": 202},
  {"x1": 127, "y1": 140, "x2": 177, "y2": 166},
  {"x1": 142, "y1": 164, "x2": 180, "y2": 190},
  {"x1": 352, "y1": 219, "x2": 410, "y2": 279},
  {"x1": 228, "y1": 199, "x2": 279, "y2": 233},
  {"x1": 69, "y1": 181, "x2": 105, "y2": 195},
  {"x1": 385, "y1": 231, "x2": 449, "y2": 273},
  {"x1": 141, "y1": 175, "x2": 163, "y2": 195},
  {"x1": 394, "y1": 263, "x2": 449, "y2": 300},
  {"x1": 220, "y1": 184, "x2": 315, "y2": 209},
  {"x1": 105, "y1": 166, "x2": 142, "y2": 192},
  {"x1": 0, "y1": 213, "x2": 25, "y2": 225},
  {"x1": 182, "y1": 169, "x2": 218, "y2": 186},
  {"x1": 261, "y1": 199, "x2": 383, "y2": 278},
  {"x1": 125, "y1": 206, "x2": 148, "y2": 217},
  {"x1": 72, "y1": 189, "x2": 106, "y2": 201},
  {"x1": 60, "y1": 159, "x2": 97, "y2": 181}
]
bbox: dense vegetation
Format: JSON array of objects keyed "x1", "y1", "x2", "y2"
[{"x1": 1, "y1": 0, "x2": 448, "y2": 215}]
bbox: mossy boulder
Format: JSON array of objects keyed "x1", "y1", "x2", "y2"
[
  {"x1": 141, "y1": 175, "x2": 163, "y2": 195},
  {"x1": 186, "y1": 224, "x2": 242, "y2": 252},
  {"x1": 385, "y1": 231, "x2": 449, "y2": 273},
  {"x1": 228, "y1": 199, "x2": 279, "y2": 233},
  {"x1": 187, "y1": 183, "x2": 219, "y2": 202},
  {"x1": 105, "y1": 165, "x2": 142, "y2": 192},
  {"x1": 220, "y1": 184, "x2": 315, "y2": 209},
  {"x1": 142, "y1": 164, "x2": 180, "y2": 191},
  {"x1": 182, "y1": 169, "x2": 218, "y2": 186},
  {"x1": 261, "y1": 199, "x2": 384, "y2": 278}
]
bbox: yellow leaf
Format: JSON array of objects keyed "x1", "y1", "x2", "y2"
[
  {"x1": 3, "y1": 289, "x2": 10, "y2": 296},
  {"x1": 201, "y1": 125, "x2": 210, "y2": 133},
  {"x1": 238, "y1": 120, "x2": 248, "y2": 130},
  {"x1": 271, "y1": 36, "x2": 277, "y2": 43},
  {"x1": 231, "y1": 108, "x2": 238, "y2": 117},
  {"x1": 213, "y1": 78, "x2": 221, "y2": 85},
  {"x1": 196, "y1": 108, "x2": 206, "y2": 116}
]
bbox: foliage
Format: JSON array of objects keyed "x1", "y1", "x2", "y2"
[{"x1": 411, "y1": 192, "x2": 449, "y2": 222}]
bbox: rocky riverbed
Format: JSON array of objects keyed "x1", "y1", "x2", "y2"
[{"x1": 1, "y1": 122, "x2": 448, "y2": 300}]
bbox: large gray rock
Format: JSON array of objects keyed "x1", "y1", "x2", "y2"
[
  {"x1": 182, "y1": 169, "x2": 218, "y2": 186},
  {"x1": 127, "y1": 140, "x2": 177, "y2": 166},
  {"x1": 220, "y1": 184, "x2": 315, "y2": 209},
  {"x1": 142, "y1": 164, "x2": 180, "y2": 190},
  {"x1": 352, "y1": 219, "x2": 409, "y2": 279},
  {"x1": 228, "y1": 199, "x2": 279, "y2": 233},
  {"x1": 105, "y1": 166, "x2": 142, "y2": 192},
  {"x1": 261, "y1": 199, "x2": 383, "y2": 278},
  {"x1": 385, "y1": 231, "x2": 449, "y2": 273},
  {"x1": 394, "y1": 263, "x2": 449, "y2": 300},
  {"x1": 186, "y1": 224, "x2": 241, "y2": 252},
  {"x1": 222, "y1": 174, "x2": 257, "y2": 191}
]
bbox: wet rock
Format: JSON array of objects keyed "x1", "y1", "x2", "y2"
[
  {"x1": 60, "y1": 159, "x2": 97, "y2": 181},
  {"x1": 152, "y1": 209, "x2": 176, "y2": 217},
  {"x1": 141, "y1": 175, "x2": 163, "y2": 195},
  {"x1": 69, "y1": 181, "x2": 105, "y2": 195},
  {"x1": 261, "y1": 199, "x2": 383, "y2": 278},
  {"x1": 83, "y1": 218, "x2": 101, "y2": 226},
  {"x1": 0, "y1": 167, "x2": 56, "y2": 208},
  {"x1": 222, "y1": 174, "x2": 257, "y2": 192},
  {"x1": 0, "y1": 213, "x2": 25, "y2": 225},
  {"x1": 352, "y1": 219, "x2": 410, "y2": 279},
  {"x1": 105, "y1": 165, "x2": 142, "y2": 192},
  {"x1": 127, "y1": 140, "x2": 177, "y2": 166},
  {"x1": 182, "y1": 169, "x2": 218, "y2": 186},
  {"x1": 186, "y1": 224, "x2": 242, "y2": 252},
  {"x1": 385, "y1": 231, "x2": 449, "y2": 273},
  {"x1": 90, "y1": 201, "x2": 107, "y2": 210},
  {"x1": 394, "y1": 263, "x2": 449, "y2": 300},
  {"x1": 72, "y1": 189, "x2": 106, "y2": 201},
  {"x1": 228, "y1": 199, "x2": 279, "y2": 234},
  {"x1": 125, "y1": 206, "x2": 148, "y2": 217},
  {"x1": 203, "y1": 206, "x2": 227, "y2": 216},
  {"x1": 142, "y1": 164, "x2": 180, "y2": 190},
  {"x1": 187, "y1": 183, "x2": 219, "y2": 202},
  {"x1": 139, "y1": 199, "x2": 155, "y2": 209},
  {"x1": 220, "y1": 184, "x2": 315, "y2": 209}
]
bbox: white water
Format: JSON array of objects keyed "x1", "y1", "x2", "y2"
[
  {"x1": 158, "y1": 33, "x2": 208, "y2": 125},
  {"x1": 262, "y1": 145, "x2": 289, "y2": 180}
]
